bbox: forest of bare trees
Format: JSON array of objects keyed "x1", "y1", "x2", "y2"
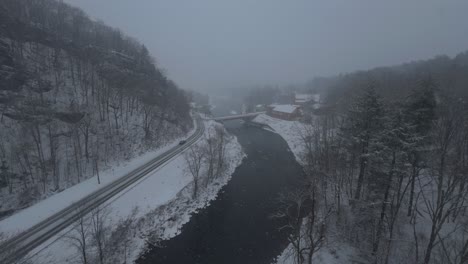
[
  {"x1": 184, "y1": 124, "x2": 228, "y2": 199},
  {"x1": 64, "y1": 205, "x2": 138, "y2": 264},
  {"x1": 0, "y1": 0, "x2": 192, "y2": 215}
]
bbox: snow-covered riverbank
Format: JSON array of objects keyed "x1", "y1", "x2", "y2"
[
  {"x1": 252, "y1": 114, "x2": 357, "y2": 264},
  {"x1": 252, "y1": 114, "x2": 303, "y2": 163},
  {"x1": 8, "y1": 120, "x2": 244, "y2": 264}
]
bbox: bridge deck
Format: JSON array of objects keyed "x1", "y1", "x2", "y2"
[{"x1": 213, "y1": 112, "x2": 265, "y2": 121}]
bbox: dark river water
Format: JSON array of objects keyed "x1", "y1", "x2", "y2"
[{"x1": 137, "y1": 117, "x2": 304, "y2": 264}]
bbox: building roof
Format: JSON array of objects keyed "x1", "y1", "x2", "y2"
[
  {"x1": 295, "y1": 93, "x2": 312, "y2": 100},
  {"x1": 272, "y1": 104, "x2": 300, "y2": 114}
]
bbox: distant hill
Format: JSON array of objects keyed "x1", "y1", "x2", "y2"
[
  {"x1": 0, "y1": 0, "x2": 192, "y2": 212},
  {"x1": 306, "y1": 52, "x2": 468, "y2": 109}
]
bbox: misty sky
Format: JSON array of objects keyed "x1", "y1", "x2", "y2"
[{"x1": 64, "y1": 0, "x2": 468, "y2": 91}]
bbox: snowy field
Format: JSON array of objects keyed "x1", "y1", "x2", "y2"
[{"x1": 18, "y1": 120, "x2": 244, "y2": 264}]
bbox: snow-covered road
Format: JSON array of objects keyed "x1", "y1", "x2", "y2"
[
  {"x1": 0, "y1": 118, "x2": 205, "y2": 263},
  {"x1": 8, "y1": 119, "x2": 244, "y2": 264}
]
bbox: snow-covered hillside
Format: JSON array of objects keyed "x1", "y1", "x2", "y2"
[{"x1": 0, "y1": 0, "x2": 192, "y2": 216}]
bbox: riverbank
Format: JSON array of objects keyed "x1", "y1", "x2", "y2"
[
  {"x1": 23, "y1": 120, "x2": 244, "y2": 264},
  {"x1": 252, "y1": 114, "x2": 303, "y2": 163},
  {"x1": 252, "y1": 114, "x2": 357, "y2": 264}
]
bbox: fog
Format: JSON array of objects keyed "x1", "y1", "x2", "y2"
[{"x1": 64, "y1": 0, "x2": 468, "y2": 91}]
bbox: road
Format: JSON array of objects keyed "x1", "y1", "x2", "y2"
[{"x1": 0, "y1": 117, "x2": 204, "y2": 264}]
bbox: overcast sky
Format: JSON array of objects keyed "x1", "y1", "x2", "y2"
[{"x1": 64, "y1": 0, "x2": 468, "y2": 91}]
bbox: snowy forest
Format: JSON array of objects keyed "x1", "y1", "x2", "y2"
[
  {"x1": 275, "y1": 54, "x2": 468, "y2": 263},
  {"x1": 0, "y1": 0, "x2": 192, "y2": 215}
]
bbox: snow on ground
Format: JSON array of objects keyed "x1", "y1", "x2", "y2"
[
  {"x1": 253, "y1": 114, "x2": 359, "y2": 264},
  {"x1": 254, "y1": 114, "x2": 463, "y2": 264},
  {"x1": 252, "y1": 114, "x2": 304, "y2": 162},
  {"x1": 275, "y1": 241, "x2": 356, "y2": 264},
  {"x1": 25, "y1": 120, "x2": 245, "y2": 264},
  {"x1": 0, "y1": 124, "x2": 196, "y2": 238}
]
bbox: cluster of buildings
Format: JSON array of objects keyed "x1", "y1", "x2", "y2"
[{"x1": 261, "y1": 93, "x2": 321, "y2": 121}]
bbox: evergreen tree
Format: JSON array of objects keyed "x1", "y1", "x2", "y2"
[
  {"x1": 371, "y1": 104, "x2": 408, "y2": 257},
  {"x1": 342, "y1": 84, "x2": 385, "y2": 200}
]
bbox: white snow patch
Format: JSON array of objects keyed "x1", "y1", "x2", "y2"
[
  {"x1": 275, "y1": 241, "x2": 356, "y2": 264},
  {"x1": 252, "y1": 114, "x2": 303, "y2": 162}
]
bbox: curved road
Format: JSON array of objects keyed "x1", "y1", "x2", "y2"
[{"x1": 0, "y1": 118, "x2": 204, "y2": 264}]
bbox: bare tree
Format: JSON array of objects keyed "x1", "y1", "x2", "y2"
[
  {"x1": 203, "y1": 131, "x2": 216, "y2": 185},
  {"x1": 90, "y1": 206, "x2": 111, "y2": 264},
  {"x1": 203, "y1": 125, "x2": 228, "y2": 185},
  {"x1": 64, "y1": 206, "x2": 91, "y2": 264},
  {"x1": 106, "y1": 207, "x2": 138, "y2": 264},
  {"x1": 272, "y1": 186, "x2": 330, "y2": 264},
  {"x1": 214, "y1": 125, "x2": 227, "y2": 175},
  {"x1": 184, "y1": 144, "x2": 205, "y2": 199},
  {"x1": 421, "y1": 99, "x2": 465, "y2": 264},
  {"x1": 457, "y1": 221, "x2": 468, "y2": 264},
  {"x1": 272, "y1": 190, "x2": 308, "y2": 264}
]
